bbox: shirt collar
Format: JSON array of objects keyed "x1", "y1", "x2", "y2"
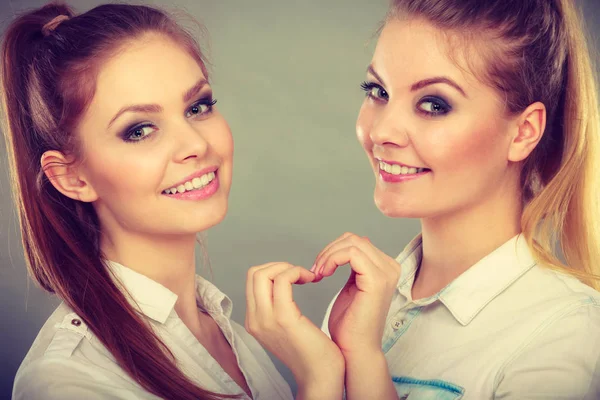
[
  {"x1": 395, "y1": 233, "x2": 537, "y2": 326},
  {"x1": 106, "y1": 261, "x2": 233, "y2": 324},
  {"x1": 395, "y1": 235, "x2": 424, "y2": 302},
  {"x1": 195, "y1": 274, "x2": 233, "y2": 318}
]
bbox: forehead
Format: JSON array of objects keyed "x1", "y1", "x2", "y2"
[
  {"x1": 90, "y1": 33, "x2": 205, "y2": 115},
  {"x1": 374, "y1": 18, "x2": 482, "y2": 89}
]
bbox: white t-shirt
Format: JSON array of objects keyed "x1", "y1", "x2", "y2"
[
  {"x1": 13, "y1": 261, "x2": 293, "y2": 400},
  {"x1": 322, "y1": 234, "x2": 600, "y2": 399}
]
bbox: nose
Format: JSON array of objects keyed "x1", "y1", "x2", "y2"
[
  {"x1": 172, "y1": 120, "x2": 209, "y2": 162},
  {"x1": 368, "y1": 103, "x2": 410, "y2": 148}
]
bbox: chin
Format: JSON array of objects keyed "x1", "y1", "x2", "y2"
[
  {"x1": 374, "y1": 195, "x2": 424, "y2": 219},
  {"x1": 197, "y1": 202, "x2": 228, "y2": 230},
  {"x1": 169, "y1": 201, "x2": 229, "y2": 234}
]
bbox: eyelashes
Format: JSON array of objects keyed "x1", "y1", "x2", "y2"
[
  {"x1": 361, "y1": 81, "x2": 389, "y2": 101},
  {"x1": 417, "y1": 96, "x2": 451, "y2": 116},
  {"x1": 120, "y1": 96, "x2": 218, "y2": 143},
  {"x1": 360, "y1": 81, "x2": 452, "y2": 116}
]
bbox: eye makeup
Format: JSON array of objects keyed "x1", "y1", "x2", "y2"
[
  {"x1": 416, "y1": 95, "x2": 452, "y2": 116},
  {"x1": 360, "y1": 79, "x2": 453, "y2": 117},
  {"x1": 119, "y1": 95, "x2": 218, "y2": 143},
  {"x1": 360, "y1": 81, "x2": 389, "y2": 101}
]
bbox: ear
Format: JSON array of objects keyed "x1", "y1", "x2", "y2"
[
  {"x1": 41, "y1": 151, "x2": 98, "y2": 203},
  {"x1": 508, "y1": 101, "x2": 546, "y2": 162}
]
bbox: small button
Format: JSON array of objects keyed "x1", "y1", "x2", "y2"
[
  {"x1": 392, "y1": 319, "x2": 404, "y2": 330},
  {"x1": 71, "y1": 318, "x2": 82, "y2": 326}
]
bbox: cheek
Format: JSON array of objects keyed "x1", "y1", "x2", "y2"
[
  {"x1": 218, "y1": 126, "x2": 234, "y2": 161},
  {"x1": 83, "y1": 144, "x2": 168, "y2": 200},
  {"x1": 205, "y1": 118, "x2": 234, "y2": 179},
  {"x1": 204, "y1": 116, "x2": 233, "y2": 156},
  {"x1": 417, "y1": 120, "x2": 507, "y2": 173},
  {"x1": 356, "y1": 103, "x2": 373, "y2": 149}
]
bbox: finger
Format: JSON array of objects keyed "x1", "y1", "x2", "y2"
[
  {"x1": 253, "y1": 262, "x2": 296, "y2": 321},
  {"x1": 312, "y1": 232, "x2": 354, "y2": 272},
  {"x1": 316, "y1": 235, "x2": 377, "y2": 279},
  {"x1": 358, "y1": 237, "x2": 401, "y2": 277},
  {"x1": 320, "y1": 245, "x2": 380, "y2": 283},
  {"x1": 319, "y1": 235, "x2": 396, "y2": 280},
  {"x1": 246, "y1": 262, "x2": 282, "y2": 319},
  {"x1": 272, "y1": 266, "x2": 316, "y2": 322}
]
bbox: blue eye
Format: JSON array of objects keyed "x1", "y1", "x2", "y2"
[
  {"x1": 120, "y1": 97, "x2": 218, "y2": 144},
  {"x1": 417, "y1": 96, "x2": 451, "y2": 116},
  {"x1": 360, "y1": 81, "x2": 389, "y2": 101},
  {"x1": 124, "y1": 123, "x2": 156, "y2": 142},
  {"x1": 185, "y1": 97, "x2": 217, "y2": 118}
]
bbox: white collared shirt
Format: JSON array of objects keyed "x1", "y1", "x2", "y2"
[
  {"x1": 322, "y1": 234, "x2": 600, "y2": 399},
  {"x1": 13, "y1": 261, "x2": 293, "y2": 400}
]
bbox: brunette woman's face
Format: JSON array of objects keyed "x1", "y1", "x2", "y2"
[
  {"x1": 76, "y1": 34, "x2": 233, "y2": 236},
  {"x1": 357, "y1": 18, "x2": 519, "y2": 219}
]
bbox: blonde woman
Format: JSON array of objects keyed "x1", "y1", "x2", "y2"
[{"x1": 247, "y1": 0, "x2": 600, "y2": 399}]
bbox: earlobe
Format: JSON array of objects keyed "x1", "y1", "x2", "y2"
[
  {"x1": 508, "y1": 102, "x2": 547, "y2": 162},
  {"x1": 41, "y1": 151, "x2": 98, "y2": 203}
]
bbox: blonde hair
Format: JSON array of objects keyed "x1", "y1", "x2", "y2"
[
  {"x1": 389, "y1": 0, "x2": 600, "y2": 289},
  {"x1": 522, "y1": 1, "x2": 600, "y2": 289}
]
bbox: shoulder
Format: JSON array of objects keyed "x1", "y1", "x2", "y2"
[
  {"x1": 493, "y1": 271, "x2": 600, "y2": 398},
  {"x1": 511, "y1": 263, "x2": 600, "y2": 314},
  {"x1": 500, "y1": 264, "x2": 600, "y2": 358},
  {"x1": 13, "y1": 304, "x2": 127, "y2": 400},
  {"x1": 521, "y1": 264, "x2": 600, "y2": 339},
  {"x1": 17, "y1": 303, "x2": 91, "y2": 370},
  {"x1": 13, "y1": 356, "x2": 113, "y2": 400}
]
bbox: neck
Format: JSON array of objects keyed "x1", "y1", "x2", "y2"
[
  {"x1": 414, "y1": 189, "x2": 522, "y2": 300},
  {"x1": 100, "y1": 230, "x2": 201, "y2": 330}
]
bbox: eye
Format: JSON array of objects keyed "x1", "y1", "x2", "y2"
[
  {"x1": 417, "y1": 96, "x2": 451, "y2": 116},
  {"x1": 185, "y1": 97, "x2": 217, "y2": 118},
  {"x1": 124, "y1": 123, "x2": 156, "y2": 142},
  {"x1": 360, "y1": 81, "x2": 389, "y2": 101}
]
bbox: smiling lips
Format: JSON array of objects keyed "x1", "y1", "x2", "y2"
[
  {"x1": 161, "y1": 168, "x2": 220, "y2": 201},
  {"x1": 377, "y1": 160, "x2": 430, "y2": 183},
  {"x1": 378, "y1": 160, "x2": 428, "y2": 175},
  {"x1": 162, "y1": 171, "x2": 216, "y2": 195}
]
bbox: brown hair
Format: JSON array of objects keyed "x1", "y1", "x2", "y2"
[
  {"x1": 1, "y1": 1, "x2": 239, "y2": 398},
  {"x1": 387, "y1": 0, "x2": 600, "y2": 289}
]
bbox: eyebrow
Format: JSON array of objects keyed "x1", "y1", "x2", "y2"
[
  {"x1": 107, "y1": 78, "x2": 209, "y2": 128},
  {"x1": 367, "y1": 65, "x2": 468, "y2": 98},
  {"x1": 411, "y1": 77, "x2": 467, "y2": 98}
]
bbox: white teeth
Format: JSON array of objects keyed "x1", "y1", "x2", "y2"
[
  {"x1": 379, "y1": 161, "x2": 427, "y2": 175},
  {"x1": 163, "y1": 171, "x2": 216, "y2": 195}
]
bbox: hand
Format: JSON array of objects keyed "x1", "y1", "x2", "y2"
[
  {"x1": 245, "y1": 262, "x2": 345, "y2": 399},
  {"x1": 312, "y1": 233, "x2": 401, "y2": 357}
]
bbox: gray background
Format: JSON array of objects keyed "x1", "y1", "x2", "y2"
[{"x1": 0, "y1": 0, "x2": 599, "y2": 398}]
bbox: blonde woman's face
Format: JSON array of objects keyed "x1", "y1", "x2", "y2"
[
  {"x1": 76, "y1": 34, "x2": 233, "y2": 237},
  {"x1": 356, "y1": 18, "x2": 519, "y2": 219}
]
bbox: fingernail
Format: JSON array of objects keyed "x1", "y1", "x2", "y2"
[{"x1": 310, "y1": 263, "x2": 316, "y2": 273}]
